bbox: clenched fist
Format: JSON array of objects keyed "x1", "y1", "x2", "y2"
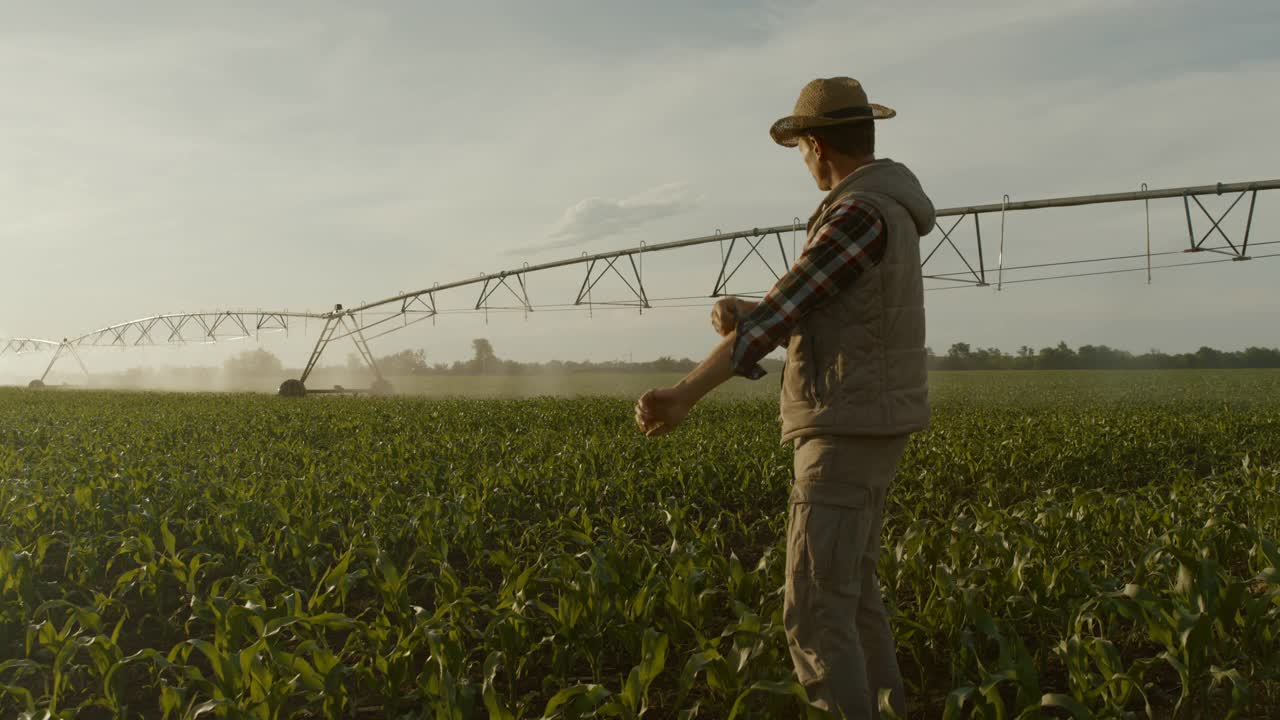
[
  {"x1": 710, "y1": 297, "x2": 757, "y2": 337},
  {"x1": 635, "y1": 387, "x2": 692, "y2": 437}
]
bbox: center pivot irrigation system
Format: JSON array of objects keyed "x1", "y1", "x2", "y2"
[{"x1": 3, "y1": 177, "x2": 1277, "y2": 396}]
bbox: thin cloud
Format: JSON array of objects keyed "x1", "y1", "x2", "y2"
[{"x1": 510, "y1": 182, "x2": 701, "y2": 255}]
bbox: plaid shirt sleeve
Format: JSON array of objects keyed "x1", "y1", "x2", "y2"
[{"x1": 729, "y1": 199, "x2": 886, "y2": 379}]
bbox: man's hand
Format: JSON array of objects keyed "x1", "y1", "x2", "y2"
[
  {"x1": 711, "y1": 297, "x2": 758, "y2": 337},
  {"x1": 634, "y1": 387, "x2": 693, "y2": 437},
  {"x1": 635, "y1": 332, "x2": 737, "y2": 438}
]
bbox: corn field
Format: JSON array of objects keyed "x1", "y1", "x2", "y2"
[{"x1": 1, "y1": 371, "x2": 1278, "y2": 718}]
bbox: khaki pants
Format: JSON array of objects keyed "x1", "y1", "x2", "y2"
[{"x1": 786, "y1": 434, "x2": 909, "y2": 719}]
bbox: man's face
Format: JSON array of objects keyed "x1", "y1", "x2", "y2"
[{"x1": 797, "y1": 136, "x2": 828, "y2": 191}]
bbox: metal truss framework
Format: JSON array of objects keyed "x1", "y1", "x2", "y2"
[
  {"x1": 70, "y1": 310, "x2": 314, "y2": 348},
  {"x1": 922, "y1": 180, "x2": 1273, "y2": 290},
  {"x1": 5, "y1": 178, "x2": 1278, "y2": 394},
  {"x1": 2, "y1": 311, "x2": 324, "y2": 386},
  {"x1": 713, "y1": 229, "x2": 797, "y2": 298},
  {"x1": 1, "y1": 337, "x2": 60, "y2": 356},
  {"x1": 1, "y1": 338, "x2": 89, "y2": 387},
  {"x1": 300, "y1": 307, "x2": 385, "y2": 385}
]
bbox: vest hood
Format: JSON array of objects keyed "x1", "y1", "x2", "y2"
[{"x1": 827, "y1": 158, "x2": 936, "y2": 236}]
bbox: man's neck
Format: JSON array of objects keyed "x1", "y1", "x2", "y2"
[{"x1": 825, "y1": 154, "x2": 876, "y2": 190}]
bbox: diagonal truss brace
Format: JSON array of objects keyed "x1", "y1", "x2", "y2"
[
  {"x1": 294, "y1": 294, "x2": 443, "y2": 385},
  {"x1": 74, "y1": 311, "x2": 302, "y2": 348},
  {"x1": 575, "y1": 253, "x2": 650, "y2": 309},
  {"x1": 0, "y1": 338, "x2": 60, "y2": 356},
  {"x1": 920, "y1": 212, "x2": 990, "y2": 286},
  {"x1": 255, "y1": 313, "x2": 290, "y2": 335},
  {"x1": 712, "y1": 229, "x2": 794, "y2": 296},
  {"x1": 300, "y1": 306, "x2": 385, "y2": 384},
  {"x1": 341, "y1": 316, "x2": 381, "y2": 380},
  {"x1": 475, "y1": 271, "x2": 533, "y2": 313},
  {"x1": 1183, "y1": 186, "x2": 1258, "y2": 260},
  {"x1": 40, "y1": 340, "x2": 90, "y2": 383}
]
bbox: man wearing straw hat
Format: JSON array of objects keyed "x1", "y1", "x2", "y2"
[{"x1": 636, "y1": 77, "x2": 935, "y2": 718}]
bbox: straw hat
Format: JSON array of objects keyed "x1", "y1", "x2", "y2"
[{"x1": 770, "y1": 77, "x2": 895, "y2": 147}]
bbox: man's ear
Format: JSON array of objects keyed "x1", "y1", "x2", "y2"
[{"x1": 808, "y1": 134, "x2": 824, "y2": 160}]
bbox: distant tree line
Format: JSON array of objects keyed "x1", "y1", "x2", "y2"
[
  {"x1": 358, "y1": 339, "x2": 706, "y2": 377},
  {"x1": 218, "y1": 339, "x2": 1280, "y2": 380},
  {"x1": 927, "y1": 342, "x2": 1280, "y2": 370},
  {"x1": 224, "y1": 348, "x2": 284, "y2": 377},
  {"x1": 364, "y1": 339, "x2": 1280, "y2": 375}
]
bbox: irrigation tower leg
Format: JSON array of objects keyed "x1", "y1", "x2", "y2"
[
  {"x1": 280, "y1": 312, "x2": 340, "y2": 396},
  {"x1": 30, "y1": 335, "x2": 87, "y2": 386},
  {"x1": 279, "y1": 308, "x2": 394, "y2": 396},
  {"x1": 32, "y1": 344, "x2": 65, "y2": 387},
  {"x1": 66, "y1": 342, "x2": 90, "y2": 379},
  {"x1": 343, "y1": 316, "x2": 394, "y2": 395}
]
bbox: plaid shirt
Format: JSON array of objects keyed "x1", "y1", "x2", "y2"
[{"x1": 730, "y1": 199, "x2": 886, "y2": 379}]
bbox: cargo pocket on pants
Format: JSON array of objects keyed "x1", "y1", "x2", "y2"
[{"x1": 787, "y1": 481, "x2": 871, "y2": 597}]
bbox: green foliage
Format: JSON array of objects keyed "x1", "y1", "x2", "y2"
[{"x1": 1, "y1": 371, "x2": 1278, "y2": 717}]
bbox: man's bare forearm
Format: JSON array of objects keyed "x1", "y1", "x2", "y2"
[{"x1": 674, "y1": 332, "x2": 738, "y2": 404}]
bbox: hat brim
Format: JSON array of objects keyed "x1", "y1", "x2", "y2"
[{"x1": 770, "y1": 103, "x2": 896, "y2": 147}]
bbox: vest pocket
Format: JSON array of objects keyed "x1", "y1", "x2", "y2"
[
  {"x1": 808, "y1": 334, "x2": 825, "y2": 405},
  {"x1": 782, "y1": 331, "x2": 835, "y2": 408},
  {"x1": 783, "y1": 333, "x2": 818, "y2": 405}
]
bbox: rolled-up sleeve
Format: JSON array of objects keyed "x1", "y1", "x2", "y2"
[{"x1": 730, "y1": 199, "x2": 886, "y2": 379}]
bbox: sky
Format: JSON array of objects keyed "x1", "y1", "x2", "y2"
[{"x1": 2, "y1": 0, "x2": 1279, "y2": 381}]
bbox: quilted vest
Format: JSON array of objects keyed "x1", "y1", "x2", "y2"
[{"x1": 779, "y1": 158, "x2": 935, "y2": 443}]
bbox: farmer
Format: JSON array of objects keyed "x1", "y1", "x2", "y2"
[{"x1": 635, "y1": 76, "x2": 935, "y2": 719}]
